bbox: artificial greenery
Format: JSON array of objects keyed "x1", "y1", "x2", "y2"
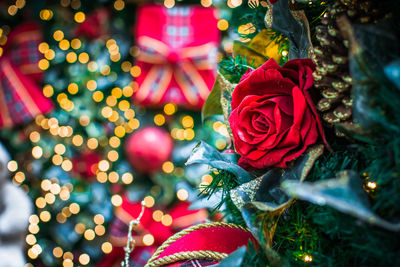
[{"x1": 205, "y1": 0, "x2": 400, "y2": 266}]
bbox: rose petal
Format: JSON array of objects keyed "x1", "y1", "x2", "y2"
[
  {"x1": 267, "y1": 95, "x2": 293, "y2": 116},
  {"x1": 262, "y1": 68, "x2": 284, "y2": 81},
  {"x1": 231, "y1": 79, "x2": 295, "y2": 109},
  {"x1": 278, "y1": 68, "x2": 299, "y2": 85},
  {"x1": 291, "y1": 86, "x2": 307, "y2": 129},
  {"x1": 260, "y1": 58, "x2": 281, "y2": 71}
]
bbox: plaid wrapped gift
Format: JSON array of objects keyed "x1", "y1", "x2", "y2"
[
  {"x1": 0, "y1": 23, "x2": 53, "y2": 128},
  {"x1": 133, "y1": 5, "x2": 219, "y2": 110}
]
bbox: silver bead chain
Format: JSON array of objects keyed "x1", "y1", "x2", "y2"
[{"x1": 121, "y1": 200, "x2": 146, "y2": 267}]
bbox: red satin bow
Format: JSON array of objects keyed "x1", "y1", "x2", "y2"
[
  {"x1": 135, "y1": 36, "x2": 217, "y2": 108},
  {"x1": 0, "y1": 23, "x2": 53, "y2": 128}
]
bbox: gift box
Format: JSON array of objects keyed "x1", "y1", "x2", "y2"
[
  {"x1": 103, "y1": 195, "x2": 208, "y2": 266},
  {"x1": 0, "y1": 23, "x2": 53, "y2": 128},
  {"x1": 133, "y1": 5, "x2": 219, "y2": 110}
]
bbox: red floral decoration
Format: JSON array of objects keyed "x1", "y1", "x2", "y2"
[{"x1": 229, "y1": 58, "x2": 326, "y2": 170}]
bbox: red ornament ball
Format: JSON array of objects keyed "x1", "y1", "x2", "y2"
[
  {"x1": 125, "y1": 127, "x2": 173, "y2": 173},
  {"x1": 71, "y1": 152, "x2": 101, "y2": 179}
]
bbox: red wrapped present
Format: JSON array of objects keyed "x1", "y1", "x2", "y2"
[
  {"x1": 102, "y1": 196, "x2": 209, "y2": 266},
  {"x1": 146, "y1": 222, "x2": 255, "y2": 267},
  {"x1": 73, "y1": 8, "x2": 111, "y2": 39},
  {"x1": 0, "y1": 23, "x2": 53, "y2": 128},
  {"x1": 133, "y1": 5, "x2": 219, "y2": 110}
]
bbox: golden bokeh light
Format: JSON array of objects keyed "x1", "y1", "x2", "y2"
[
  {"x1": 59, "y1": 39, "x2": 70, "y2": 50},
  {"x1": 94, "y1": 214, "x2": 105, "y2": 225},
  {"x1": 84, "y1": 229, "x2": 95, "y2": 241},
  {"x1": 181, "y1": 116, "x2": 194, "y2": 128},
  {"x1": 79, "y1": 52, "x2": 89, "y2": 63},
  {"x1": 38, "y1": 59, "x2": 50, "y2": 70},
  {"x1": 54, "y1": 143, "x2": 66, "y2": 155},
  {"x1": 96, "y1": 172, "x2": 107, "y2": 183},
  {"x1": 164, "y1": 0, "x2": 175, "y2": 8},
  {"x1": 68, "y1": 83, "x2": 79, "y2": 95},
  {"x1": 29, "y1": 131, "x2": 41, "y2": 143},
  {"x1": 44, "y1": 49, "x2": 55, "y2": 60},
  {"x1": 162, "y1": 161, "x2": 174, "y2": 173},
  {"x1": 53, "y1": 30, "x2": 64, "y2": 41},
  {"x1": 69, "y1": 203, "x2": 80, "y2": 214},
  {"x1": 14, "y1": 171, "x2": 25, "y2": 183},
  {"x1": 61, "y1": 159, "x2": 73, "y2": 171},
  {"x1": 121, "y1": 61, "x2": 132, "y2": 72},
  {"x1": 26, "y1": 234, "x2": 37, "y2": 245},
  {"x1": 66, "y1": 51, "x2": 77, "y2": 63},
  {"x1": 75, "y1": 223, "x2": 86, "y2": 234},
  {"x1": 217, "y1": 19, "x2": 229, "y2": 31},
  {"x1": 176, "y1": 188, "x2": 189, "y2": 201},
  {"x1": 32, "y1": 146, "x2": 43, "y2": 159},
  {"x1": 109, "y1": 136, "x2": 121, "y2": 148},
  {"x1": 143, "y1": 234, "x2": 155, "y2": 246},
  {"x1": 86, "y1": 80, "x2": 97, "y2": 91},
  {"x1": 107, "y1": 150, "x2": 119, "y2": 162},
  {"x1": 92, "y1": 91, "x2": 104, "y2": 102},
  {"x1": 164, "y1": 103, "x2": 177, "y2": 115},
  {"x1": 108, "y1": 171, "x2": 119, "y2": 183},
  {"x1": 35, "y1": 197, "x2": 46, "y2": 209},
  {"x1": 154, "y1": 114, "x2": 166, "y2": 126},
  {"x1": 101, "y1": 242, "x2": 113, "y2": 254},
  {"x1": 152, "y1": 210, "x2": 163, "y2": 222},
  {"x1": 111, "y1": 194, "x2": 123, "y2": 207},
  {"x1": 87, "y1": 138, "x2": 99, "y2": 149},
  {"x1": 72, "y1": 135, "x2": 84, "y2": 146},
  {"x1": 98, "y1": 160, "x2": 110, "y2": 172},
  {"x1": 45, "y1": 193, "x2": 56, "y2": 204},
  {"x1": 53, "y1": 247, "x2": 63, "y2": 258},
  {"x1": 39, "y1": 211, "x2": 51, "y2": 222},
  {"x1": 130, "y1": 65, "x2": 141, "y2": 77},
  {"x1": 118, "y1": 100, "x2": 130, "y2": 111},
  {"x1": 74, "y1": 12, "x2": 86, "y2": 23},
  {"x1": 121, "y1": 172, "x2": 133, "y2": 184},
  {"x1": 79, "y1": 253, "x2": 90, "y2": 265},
  {"x1": 143, "y1": 195, "x2": 155, "y2": 208},
  {"x1": 114, "y1": 0, "x2": 125, "y2": 10},
  {"x1": 95, "y1": 225, "x2": 105, "y2": 236},
  {"x1": 7, "y1": 160, "x2": 18, "y2": 172},
  {"x1": 201, "y1": 0, "x2": 212, "y2": 7},
  {"x1": 161, "y1": 214, "x2": 173, "y2": 226},
  {"x1": 71, "y1": 38, "x2": 81, "y2": 49},
  {"x1": 43, "y1": 84, "x2": 54, "y2": 98},
  {"x1": 38, "y1": 42, "x2": 49, "y2": 53}
]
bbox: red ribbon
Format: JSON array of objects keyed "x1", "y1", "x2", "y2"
[{"x1": 135, "y1": 36, "x2": 217, "y2": 107}]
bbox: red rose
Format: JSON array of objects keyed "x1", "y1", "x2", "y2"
[{"x1": 229, "y1": 58, "x2": 326, "y2": 170}]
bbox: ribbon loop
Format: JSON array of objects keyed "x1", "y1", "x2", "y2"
[{"x1": 135, "y1": 36, "x2": 216, "y2": 108}]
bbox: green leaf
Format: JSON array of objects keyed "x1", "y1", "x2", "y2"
[
  {"x1": 185, "y1": 141, "x2": 254, "y2": 184},
  {"x1": 230, "y1": 145, "x2": 324, "y2": 258},
  {"x1": 212, "y1": 246, "x2": 247, "y2": 267},
  {"x1": 202, "y1": 77, "x2": 223, "y2": 122},
  {"x1": 282, "y1": 170, "x2": 400, "y2": 231}
]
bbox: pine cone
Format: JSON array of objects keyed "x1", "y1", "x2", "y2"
[{"x1": 313, "y1": 0, "x2": 386, "y2": 135}]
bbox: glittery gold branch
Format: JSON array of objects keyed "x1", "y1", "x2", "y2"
[
  {"x1": 233, "y1": 29, "x2": 283, "y2": 68},
  {"x1": 218, "y1": 73, "x2": 236, "y2": 139}
]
